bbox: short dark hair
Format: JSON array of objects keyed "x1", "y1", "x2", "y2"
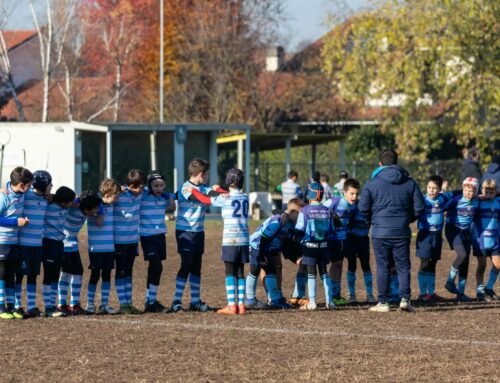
[
  {"x1": 467, "y1": 147, "x2": 480, "y2": 160},
  {"x1": 10, "y1": 167, "x2": 33, "y2": 186},
  {"x1": 288, "y1": 170, "x2": 298, "y2": 179},
  {"x1": 287, "y1": 197, "x2": 306, "y2": 209},
  {"x1": 320, "y1": 174, "x2": 329, "y2": 182},
  {"x1": 53, "y1": 186, "x2": 76, "y2": 204},
  {"x1": 79, "y1": 190, "x2": 101, "y2": 213},
  {"x1": 312, "y1": 171, "x2": 321, "y2": 183},
  {"x1": 126, "y1": 169, "x2": 146, "y2": 187},
  {"x1": 343, "y1": 178, "x2": 360, "y2": 191},
  {"x1": 188, "y1": 158, "x2": 209, "y2": 177},
  {"x1": 379, "y1": 149, "x2": 398, "y2": 165},
  {"x1": 282, "y1": 210, "x2": 300, "y2": 226},
  {"x1": 428, "y1": 175, "x2": 443, "y2": 189}
]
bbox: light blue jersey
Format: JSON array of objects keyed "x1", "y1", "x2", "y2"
[
  {"x1": 295, "y1": 202, "x2": 332, "y2": 243},
  {"x1": 0, "y1": 182, "x2": 24, "y2": 245},
  {"x1": 323, "y1": 196, "x2": 355, "y2": 240},
  {"x1": 473, "y1": 197, "x2": 500, "y2": 250},
  {"x1": 176, "y1": 181, "x2": 213, "y2": 232},
  {"x1": 43, "y1": 202, "x2": 69, "y2": 241},
  {"x1": 113, "y1": 188, "x2": 142, "y2": 244},
  {"x1": 63, "y1": 207, "x2": 86, "y2": 253},
  {"x1": 18, "y1": 189, "x2": 47, "y2": 246},
  {"x1": 88, "y1": 202, "x2": 114, "y2": 253},
  {"x1": 445, "y1": 194, "x2": 478, "y2": 230},
  {"x1": 250, "y1": 214, "x2": 282, "y2": 251},
  {"x1": 139, "y1": 189, "x2": 174, "y2": 237},
  {"x1": 418, "y1": 192, "x2": 452, "y2": 232},
  {"x1": 211, "y1": 189, "x2": 249, "y2": 247}
]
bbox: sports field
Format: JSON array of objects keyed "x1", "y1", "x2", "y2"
[{"x1": 1, "y1": 221, "x2": 499, "y2": 382}]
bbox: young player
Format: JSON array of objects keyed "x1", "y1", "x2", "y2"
[
  {"x1": 140, "y1": 171, "x2": 176, "y2": 313},
  {"x1": 15, "y1": 170, "x2": 52, "y2": 318},
  {"x1": 86, "y1": 178, "x2": 121, "y2": 314},
  {"x1": 170, "y1": 159, "x2": 214, "y2": 313},
  {"x1": 42, "y1": 186, "x2": 76, "y2": 317},
  {"x1": 0, "y1": 167, "x2": 32, "y2": 319},
  {"x1": 444, "y1": 177, "x2": 479, "y2": 302},
  {"x1": 472, "y1": 179, "x2": 500, "y2": 301},
  {"x1": 114, "y1": 169, "x2": 146, "y2": 314},
  {"x1": 323, "y1": 178, "x2": 359, "y2": 305},
  {"x1": 57, "y1": 191, "x2": 101, "y2": 315},
  {"x1": 295, "y1": 182, "x2": 334, "y2": 310}
]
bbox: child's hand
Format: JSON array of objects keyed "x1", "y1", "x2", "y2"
[
  {"x1": 296, "y1": 257, "x2": 303, "y2": 266},
  {"x1": 166, "y1": 198, "x2": 176, "y2": 212},
  {"x1": 17, "y1": 217, "x2": 29, "y2": 227},
  {"x1": 0, "y1": 188, "x2": 7, "y2": 194}
]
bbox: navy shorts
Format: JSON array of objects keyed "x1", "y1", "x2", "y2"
[
  {"x1": 141, "y1": 234, "x2": 167, "y2": 261},
  {"x1": 249, "y1": 247, "x2": 279, "y2": 266},
  {"x1": 0, "y1": 244, "x2": 19, "y2": 262},
  {"x1": 42, "y1": 238, "x2": 64, "y2": 263},
  {"x1": 115, "y1": 243, "x2": 138, "y2": 276},
  {"x1": 18, "y1": 245, "x2": 43, "y2": 276},
  {"x1": 221, "y1": 245, "x2": 249, "y2": 264},
  {"x1": 302, "y1": 242, "x2": 330, "y2": 266},
  {"x1": 416, "y1": 231, "x2": 443, "y2": 260},
  {"x1": 176, "y1": 230, "x2": 204, "y2": 256},
  {"x1": 281, "y1": 237, "x2": 301, "y2": 263},
  {"x1": 89, "y1": 252, "x2": 115, "y2": 270},
  {"x1": 472, "y1": 247, "x2": 500, "y2": 257},
  {"x1": 329, "y1": 239, "x2": 349, "y2": 262},
  {"x1": 62, "y1": 251, "x2": 84, "y2": 275},
  {"x1": 445, "y1": 224, "x2": 471, "y2": 252},
  {"x1": 348, "y1": 234, "x2": 370, "y2": 260}
]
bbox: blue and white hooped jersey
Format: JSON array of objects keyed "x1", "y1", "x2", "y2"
[
  {"x1": 63, "y1": 207, "x2": 86, "y2": 253},
  {"x1": 176, "y1": 181, "x2": 213, "y2": 232},
  {"x1": 323, "y1": 196, "x2": 355, "y2": 240},
  {"x1": 418, "y1": 192, "x2": 453, "y2": 232},
  {"x1": 473, "y1": 197, "x2": 500, "y2": 250},
  {"x1": 113, "y1": 188, "x2": 142, "y2": 244},
  {"x1": 43, "y1": 203, "x2": 69, "y2": 242},
  {"x1": 0, "y1": 182, "x2": 25, "y2": 245},
  {"x1": 295, "y1": 203, "x2": 332, "y2": 243},
  {"x1": 351, "y1": 205, "x2": 370, "y2": 237},
  {"x1": 250, "y1": 214, "x2": 283, "y2": 251},
  {"x1": 18, "y1": 189, "x2": 47, "y2": 247},
  {"x1": 281, "y1": 179, "x2": 302, "y2": 205},
  {"x1": 445, "y1": 194, "x2": 478, "y2": 230},
  {"x1": 211, "y1": 189, "x2": 249, "y2": 247},
  {"x1": 87, "y1": 202, "x2": 114, "y2": 253},
  {"x1": 139, "y1": 189, "x2": 174, "y2": 237}
]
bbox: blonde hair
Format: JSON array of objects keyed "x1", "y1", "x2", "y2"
[
  {"x1": 482, "y1": 178, "x2": 496, "y2": 191},
  {"x1": 99, "y1": 178, "x2": 121, "y2": 196}
]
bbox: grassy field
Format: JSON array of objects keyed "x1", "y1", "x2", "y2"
[{"x1": 1, "y1": 220, "x2": 499, "y2": 382}]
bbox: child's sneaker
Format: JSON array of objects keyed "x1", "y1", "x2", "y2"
[
  {"x1": 245, "y1": 298, "x2": 267, "y2": 309},
  {"x1": 347, "y1": 294, "x2": 357, "y2": 304},
  {"x1": 476, "y1": 292, "x2": 486, "y2": 302},
  {"x1": 325, "y1": 302, "x2": 336, "y2": 310},
  {"x1": 57, "y1": 304, "x2": 69, "y2": 316},
  {"x1": 189, "y1": 301, "x2": 211, "y2": 312},
  {"x1": 289, "y1": 297, "x2": 309, "y2": 307},
  {"x1": 299, "y1": 302, "x2": 317, "y2": 311},
  {"x1": 0, "y1": 311, "x2": 14, "y2": 319},
  {"x1": 127, "y1": 305, "x2": 142, "y2": 315},
  {"x1": 24, "y1": 307, "x2": 41, "y2": 318},
  {"x1": 170, "y1": 300, "x2": 182, "y2": 313},
  {"x1": 119, "y1": 304, "x2": 132, "y2": 314},
  {"x1": 399, "y1": 298, "x2": 415, "y2": 312},
  {"x1": 269, "y1": 300, "x2": 291, "y2": 309},
  {"x1": 445, "y1": 280, "x2": 459, "y2": 294},
  {"x1": 45, "y1": 306, "x2": 66, "y2": 318},
  {"x1": 12, "y1": 307, "x2": 25, "y2": 319},
  {"x1": 484, "y1": 288, "x2": 499, "y2": 301},
  {"x1": 333, "y1": 296, "x2": 348, "y2": 306},
  {"x1": 369, "y1": 302, "x2": 390, "y2": 312},
  {"x1": 366, "y1": 294, "x2": 376, "y2": 303},
  {"x1": 217, "y1": 305, "x2": 238, "y2": 315},
  {"x1": 144, "y1": 301, "x2": 167, "y2": 313},
  {"x1": 457, "y1": 293, "x2": 471, "y2": 302},
  {"x1": 67, "y1": 304, "x2": 89, "y2": 316},
  {"x1": 85, "y1": 304, "x2": 96, "y2": 314},
  {"x1": 99, "y1": 304, "x2": 117, "y2": 315},
  {"x1": 237, "y1": 304, "x2": 246, "y2": 314}
]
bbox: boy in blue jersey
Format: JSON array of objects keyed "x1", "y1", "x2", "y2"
[
  {"x1": 140, "y1": 171, "x2": 176, "y2": 313},
  {"x1": 472, "y1": 179, "x2": 500, "y2": 301},
  {"x1": 86, "y1": 178, "x2": 121, "y2": 315},
  {"x1": 15, "y1": 170, "x2": 52, "y2": 318},
  {"x1": 444, "y1": 177, "x2": 479, "y2": 302},
  {"x1": 295, "y1": 182, "x2": 334, "y2": 311},
  {"x1": 323, "y1": 178, "x2": 359, "y2": 305},
  {"x1": 42, "y1": 186, "x2": 76, "y2": 317},
  {"x1": 0, "y1": 167, "x2": 32, "y2": 319},
  {"x1": 170, "y1": 158, "x2": 216, "y2": 313},
  {"x1": 57, "y1": 191, "x2": 101, "y2": 315},
  {"x1": 114, "y1": 169, "x2": 146, "y2": 315}
]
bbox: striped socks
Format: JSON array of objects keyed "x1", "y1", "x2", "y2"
[
  {"x1": 42, "y1": 284, "x2": 52, "y2": 309},
  {"x1": 189, "y1": 274, "x2": 201, "y2": 304},
  {"x1": 14, "y1": 281, "x2": 22, "y2": 309},
  {"x1": 101, "y1": 282, "x2": 111, "y2": 306},
  {"x1": 124, "y1": 276, "x2": 133, "y2": 304},
  {"x1": 307, "y1": 274, "x2": 317, "y2": 306},
  {"x1": 245, "y1": 273, "x2": 258, "y2": 301},
  {"x1": 347, "y1": 271, "x2": 356, "y2": 297},
  {"x1": 321, "y1": 273, "x2": 333, "y2": 305},
  {"x1": 115, "y1": 278, "x2": 127, "y2": 305},
  {"x1": 225, "y1": 276, "x2": 236, "y2": 306},
  {"x1": 146, "y1": 284, "x2": 158, "y2": 304},
  {"x1": 58, "y1": 272, "x2": 71, "y2": 306},
  {"x1": 363, "y1": 271, "x2": 373, "y2": 295},
  {"x1": 173, "y1": 276, "x2": 187, "y2": 303},
  {"x1": 237, "y1": 278, "x2": 245, "y2": 306},
  {"x1": 70, "y1": 275, "x2": 82, "y2": 306},
  {"x1": 26, "y1": 283, "x2": 37, "y2": 310},
  {"x1": 87, "y1": 283, "x2": 97, "y2": 306}
]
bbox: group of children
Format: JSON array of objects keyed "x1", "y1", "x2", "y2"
[{"x1": 0, "y1": 157, "x2": 498, "y2": 318}]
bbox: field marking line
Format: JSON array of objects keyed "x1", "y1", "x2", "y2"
[{"x1": 78, "y1": 317, "x2": 500, "y2": 348}]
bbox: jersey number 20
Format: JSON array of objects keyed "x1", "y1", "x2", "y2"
[{"x1": 232, "y1": 200, "x2": 249, "y2": 218}]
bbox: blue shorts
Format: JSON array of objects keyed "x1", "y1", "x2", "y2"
[
  {"x1": 416, "y1": 231, "x2": 443, "y2": 260},
  {"x1": 0, "y1": 244, "x2": 19, "y2": 262},
  {"x1": 141, "y1": 234, "x2": 167, "y2": 261},
  {"x1": 281, "y1": 237, "x2": 302, "y2": 263},
  {"x1": 329, "y1": 239, "x2": 349, "y2": 262},
  {"x1": 445, "y1": 224, "x2": 471, "y2": 252},
  {"x1": 249, "y1": 247, "x2": 279, "y2": 266},
  {"x1": 176, "y1": 230, "x2": 204, "y2": 257},
  {"x1": 89, "y1": 252, "x2": 115, "y2": 270},
  {"x1": 472, "y1": 247, "x2": 500, "y2": 257},
  {"x1": 18, "y1": 245, "x2": 43, "y2": 275},
  {"x1": 221, "y1": 246, "x2": 249, "y2": 264},
  {"x1": 302, "y1": 242, "x2": 329, "y2": 266},
  {"x1": 62, "y1": 251, "x2": 84, "y2": 275}
]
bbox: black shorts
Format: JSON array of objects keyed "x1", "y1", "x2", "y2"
[
  {"x1": 89, "y1": 252, "x2": 115, "y2": 270},
  {"x1": 221, "y1": 246, "x2": 249, "y2": 264},
  {"x1": 281, "y1": 237, "x2": 302, "y2": 263},
  {"x1": 141, "y1": 234, "x2": 167, "y2": 261},
  {"x1": 348, "y1": 234, "x2": 370, "y2": 260},
  {"x1": 249, "y1": 247, "x2": 280, "y2": 266},
  {"x1": 416, "y1": 231, "x2": 443, "y2": 260},
  {"x1": 329, "y1": 239, "x2": 349, "y2": 262},
  {"x1": 62, "y1": 251, "x2": 84, "y2": 275},
  {"x1": 0, "y1": 244, "x2": 19, "y2": 262},
  {"x1": 445, "y1": 224, "x2": 472, "y2": 252},
  {"x1": 472, "y1": 247, "x2": 500, "y2": 257},
  {"x1": 42, "y1": 238, "x2": 64, "y2": 263},
  {"x1": 302, "y1": 242, "x2": 330, "y2": 266},
  {"x1": 176, "y1": 230, "x2": 205, "y2": 256},
  {"x1": 115, "y1": 243, "x2": 138, "y2": 275},
  {"x1": 18, "y1": 245, "x2": 43, "y2": 276}
]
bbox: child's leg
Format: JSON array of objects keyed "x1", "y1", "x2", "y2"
[
  {"x1": 87, "y1": 268, "x2": 100, "y2": 307},
  {"x1": 307, "y1": 264, "x2": 317, "y2": 306},
  {"x1": 70, "y1": 253, "x2": 84, "y2": 306},
  {"x1": 188, "y1": 251, "x2": 203, "y2": 304},
  {"x1": 57, "y1": 271, "x2": 71, "y2": 306},
  {"x1": 329, "y1": 260, "x2": 343, "y2": 299},
  {"x1": 475, "y1": 253, "x2": 487, "y2": 296},
  {"x1": 358, "y1": 240, "x2": 373, "y2": 297},
  {"x1": 448, "y1": 235, "x2": 468, "y2": 286},
  {"x1": 236, "y1": 263, "x2": 245, "y2": 306},
  {"x1": 26, "y1": 275, "x2": 37, "y2": 311},
  {"x1": 114, "y1": 247, "x2": 128, "y2": 306},
  {"x1": 271, "y1": 254, "x2": 283, "y2": 298},
  {"x1": 124, "y1": 247, "x2": 137, "y2": 304},
  {"x1": 346, "y1": 248, "x2": 357, "y2": 300},
  {"x1": 4, "y1": 259, "x2": 15, "y2": 309},
  {"x1": 262, "y1": 260, "x2": 280, "y2": 304},
  {"x1": 42, "y1": 258, "x2": 54, "y2": 309},
  {"x1": 14, "y1": 272, "x2": 23, "y2": 309},
  {"x1": 101, "y1": 268, "x2": 112, "y2": 306},
  {"x1": 319, "y1": 262, "x2": 333, "y2": 306},
  {"x1": 418, "y1": 258, "x2": 430, "y2": 296},
  {"x1": 146, "y1": 257, "x2": 162, "y2": 304},
  {"x1": 223, "y1": 261, "x2": 237, "y2": 307},
  {"x1": 173, "y1": 252, "x2": 192, "y2": 304},
  {"x1": 0, "y1": 260, "x2": 7, "y2": 311},
  {"x1": 486, "y1": 256, "x2": 500, "y2": 292},
  {"x1": 427, "y1": 258, "x2": 438, "y2": 295},
  {"x1": 457, "y1": 253, "x2": 470, "y2": 295},
  {"x1": 245, "y1": 263, "x2": 260, "y2": 302},
  {"x1": 292, "y1": 263, "x2": 307, "y2": 299}
]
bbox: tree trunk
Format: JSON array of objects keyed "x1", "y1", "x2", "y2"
[{"x1": 113, "y1": 62, "x2": 121, "y2": 122}]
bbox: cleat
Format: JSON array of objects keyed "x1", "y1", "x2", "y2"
[
  {"x1": 67, "y1": 304, "x2": 89, "y2": 316},
  {"x1": 476, "y1": 293, "x2": 486, "y2": 302},
  {"x1": 99, "y1": 304, "x2": 117, "y2": 315},
  {"x1": 333, "y1": 296, "x2": 348, "y2": 306},
  {"x1": 445, "y1": 281, "x2": 459, "y2": 294},
  {"x1": 325, "y1": 302, "x2": 336, "y2": 310},
  {"x1": 0, "y1": 311, "x2": 15, "y2": 319},
  {"x1": 170, "y1": 300, "x2": 182, "y2": 313},
  {"x1": 347, "y1": 295, "x2": 357, "y2": 304},
  {"x1": 289, "y1": 297, "x2": 309, "y2": 307},
  {"x1": 237, "y1": 304, "x2": 246, "y2": 314},
  {"x1": 369, "y1": 302, "x2": 390, "y2": 312},
  {"x1": 24, "y1": 307, "x2": 42, "y2": 318},
  {"x1": 12, "y1": 307, "x2": 25, "y2": 319},
  {"x1": 366, "y1": 294, "x2": 376, "y2": 303},
  {"x1": 245, "y1": 299, "x2": 267, "y2": 309},
  {"x1": 269, "y1": 300, "x2": 292, "y2": 309},
  {"x1": 85, "y1": 304, "x2": 96, "y2": 314},
  {"x1": 400, "y1": 298, "x2": 415, "y2": 312},
  {"x1": 45, "y1": 306, "x2": 66, "y2": 318},
  {"x1": 127, "y1": 305, "x2": 142, "y2": 315},
  {"x1": 189, "y1": 301, "x2": 211, "y2": 312},
  {"x1": 457, "y1": 293, "x2": 471, "y2": 302},
  {"x1": 144, "y1": 301, "x2": 167, "y2": 313},
  {"x1": 119, "y1": 304, "x2": 132, "y2": 314},
  {"x1": 299, "y1": 302, "x2": 317, "y2": 311},
  {"x1": 217, "y1": 305, "x2": 238, "y2": 315},
  {"x1": 57, "y1": 304, "x2": 69, "y2": 316},
  {"x1": 484, "y1": 288, "x2": 499, "y2": 301}
]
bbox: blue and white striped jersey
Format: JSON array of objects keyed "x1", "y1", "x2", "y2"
[
  {"x1": 0, "y1": 182, "x2": 24, "y2": 245},
  {"x1": 281, "y1": 179, "x2": 302, "y2": 205},
  {"x1": 250, "y1": 214, "x2": 283, "y2": 251},
  {"x1": 43, "y1": 203, "x2": 69, "y2": 241},
  {"x1": 87, "y1": 202, "x2": 114, "y2": 253},
  {"x1": 473, "y1": 197, "x2": 500, "y2": 250},
  {"x1": 176, "y1": 181, "x2": 213, "y2": 232},
  {"x1": 63, "y1": 207, "x2": 86, "y2": 253},
  {"x1": 351, "y1": 205, "x2": 370, "y2": 237},
  {"x1": 18, "y1": 189, "x2": 47, "y2": 247},
  {"x1": 211, "y1": 189, "x2": 249, "y2": 247},
  {"x1": 113, "y1": 188, "x2": 142, "y2": 244},
  {"x1": 445, "y1": 194, "x2": 478, "y2": 230},
  {"x1": 418, "y1": 192, "x2": 453, "y2": 232},
  {"x1": 295, "y1": 202, "x2": 332, "y2": 243},
  {"x1": 323, "y1": 196, "x2": 355, "y2": 240},
  {"x1": 139, "y1": 189, "x2": 175, "y2": 237}
]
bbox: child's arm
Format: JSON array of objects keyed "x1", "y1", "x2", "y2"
[{"x1": 183, "y1": 185, "x2": 228, "y2": 205}]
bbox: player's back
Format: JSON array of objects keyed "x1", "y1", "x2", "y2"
[
  {"x1": 297, "y1": 203, "x2": 331, "y2": 243},
  {"x1": 19, "y1": 189, "x2": 47, "y2": 246},
  {"x1": 214, "y1": 190, "x2": 249, "y2": 247}
]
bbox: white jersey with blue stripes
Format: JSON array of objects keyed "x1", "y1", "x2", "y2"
[
  {"x1": 18, "y1": 189, "x2": 47, "y2": 247},
  {"x1": 176, "y1": 181, "x2": 212, "y2": 232},
  {"x1": 87, "y1": 202, "x2": 114, "y2": 253},
  {"x1": 63, "y1": 207, "x2": 86, "y2": 253},
  {"x1": 0, "y1": 182, "x2": 25, "y2": 245},
  {"x1": 211, "y1": 189, "x2": 249, "y2": 247},
  {"x1": 139, "y1": 190, "x2": 174, "y2": 237},
  {"x1": 43, "y1": 203, "x2": 69, "y2": 242},
  {"x1": 113, "y1": 188, "x2": 142, "y2": 244}
]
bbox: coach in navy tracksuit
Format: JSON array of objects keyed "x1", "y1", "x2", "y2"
[{"x1": 358, "y1": 150, "x2": 425, "y2": 312}]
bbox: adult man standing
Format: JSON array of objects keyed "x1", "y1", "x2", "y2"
[
  {"x1": 461, "y1": 147, "x2": 482, "y2": 182},
  {"x1": 358, "y1": 150, "x2": 425, "y2": 312},
  {"x1": 279, "y1": 170, "x2": 303, "y2": 209}
]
